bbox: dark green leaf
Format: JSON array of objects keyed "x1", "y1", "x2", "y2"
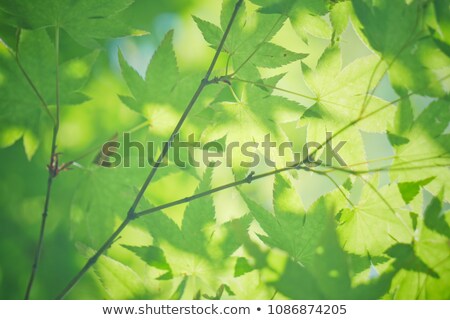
[
  {"x1": 424, "y1": 194, "x2": 450, "y2": 238},
  {"x1": 193, "y1": 16, "x2": 222, "y2": 49},
  {"x1": 0, "y1": 0, "x2": 144, "y2": 47},
  {"x1": 234, "y1": 257, "x2": 253, "y2": 277},
  {"x1": 122, "y1": 245, "x2": 172, "y2": 272},
  {"x1": 398, "y1": 177, "x2": 434, "y2": 204},
  {"x1": 170, "y1": 276, "x2": 188, "y2": 299},
  {"x1": 386, "y1": 243, "x2": 439, "y2": 278}
]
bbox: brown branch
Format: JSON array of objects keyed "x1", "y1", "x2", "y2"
[{"x1": 55, "y1": 0, "x2": 245, "y2": 300}]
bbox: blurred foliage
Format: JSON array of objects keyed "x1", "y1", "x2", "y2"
[{"x1": 0, "y1": 0, "x2": 449, "y2": 300}]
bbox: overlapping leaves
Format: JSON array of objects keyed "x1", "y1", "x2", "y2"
[
  {"x1": 0, "y1": 29, "x2": 92, "y2": 159},
  {"x1": 122, "y1": 169, "x2": 255, "y2": 298},
  {"x1": 199, "y1": 80, "x2": 305, "y2": 178},
  {"x1": 194, "y1": 0, "x2": 307, "y2": 79},
  {"x1": 250, "y1": 0, "x2": 332, "y2": 43},
  {"x1": 0, "y1": 0, "x2": 143, "y2": 48},
  {"x1": 2, "y1": 0, "x2": 449, "y2": 300},
  {"x1": 352, "y1": 0, "x2": 450, "y2": 96},
  {"x1": 90, "y1": 0, "x2": 450, "y2": 299},
  {"x1": 299, "y1": 45, "x2": 395, "y2": 166}
]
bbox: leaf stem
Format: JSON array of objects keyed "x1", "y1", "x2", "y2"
[
  {"x1": 24, "y1": 26, "x2": 61, "y2": 299},
  {"x1": 234, "y1": 77, "x2": 318, "y2": 102},
  {"x1": 313, "y1": 171, "x2": 355, "y2": 208},
  {"x1": 230, "y1": 15, "x2": 285, "y2": 76},
  {"x1": 14, "y1": 29, "x2": 55, "y2": 123}
]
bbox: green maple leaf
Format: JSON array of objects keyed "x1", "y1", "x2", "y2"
[
  {"x1": 218, "y1": 214, "x2": 253, "y2": 258},
  {"x1": 70, "y1": 165, "x2": 146, "y2": 247},
  {"x1": 0, "y1": 29, "x2": 91, "y2": 159},
  {"x1": 299, "y1": 45, "x2": 395, "y2": 167},
  {"x1": 330, "y1": 1, "x2": 351, "y2": 42},
  {"x1": 119, "y1": 30, "x2": 222, "y2": 147},
  {"x1": 73, "y1": 244, "x2": 147, "y2": 299},
  {"x1": 234, "y1": 257, "x2": 253, "y2": 277},
  {"x1": 388, "y1": 198, "x2": 450, "y2": 299},
  {"x1": 0, "y1": 0, "x2": 144, "y2": 48},
  {"x1": 199, "y1": 81, "x2": 304, "y2": 178},
  {"x1": 352, "y1": 0, "x2": 450, "y2": 96},
  {"x1": 143, "y1": 168, "x2": 216, "y2": 257},
  {"x1": 139, "y1": 168, "x2": 254, "y2": 298},
  {"x1": 273, "y1": 213, "x2": 398, "y2": 299},
  {"x1": 389, "y1": 97, "x2": 450, "y2": 202},
  {"x1": 387, "y1": 243, "x2": 439, "y2": 279},
  {"x1": 118, "y1": 31, "x2": 178, "y2": 116},
  {"x1": 122, "y1": 245, "x2": 173, "y2": 280},
  {"x1": 192, "y1": 16, "x2": 223, "y2": 50},
  {"x1": 337, "y1": 175, "x2": 413, "y2": 256},
  {"x1": 423, "y1": 193, "x2": 450, "y2": 239},
  {"x1": 194, "y1": 0, "x2": 307, "y2": 79},
  {"x1": 91, "y1": 250, "x2": 148, "y2": 299},
  {"x1": 250, "y1": 0, "x2": 332, "y2": 43},
  {"x1": 69, "y1": 135, "x2": 180, "y2": 247},
  {"x1": 241, "y1": 174, "x2": 328, "y2": 266},
  {"x1": 397, "y1": 177, "x2": 435, "y2": 204},
  {"x1": 169, "y1": 276, "x2": 188, "y2": 300},
  {"x1": 410, "y1": 196, "x2": 450, "y2": 299}
]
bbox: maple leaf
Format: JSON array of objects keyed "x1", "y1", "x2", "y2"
[
  {"x1": 0, "y1": 29, "x2": 92, "y2": 159},
  {"x1": 0, "y1": 0, "x2": 144, "y2": 48},
  {"x1": 299, "y1": 45, "x2": 395, "y2": 167}
]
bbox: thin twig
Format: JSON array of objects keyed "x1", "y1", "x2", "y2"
[
  {"x1": 134, "y1": 166, "x2": 299, "y2": 218},
  {"x1": 318, "y1": 153, "x2": 449, "y2": 175},
  {"x1": 234, "y1": 77, "x2": 318, "y2": 102},
  {"x1": 55, "y1": 0, "x2": 245, "y2": 300},
  {"x1": 131, "y1": 152, "x2": 446, "y2": 217},
  {"x1": 24, "y1": 26, "x2": 61, "y2": 299},
  {"x1": 133, "y1": 151, "x2": 448, "y2": 219}
]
